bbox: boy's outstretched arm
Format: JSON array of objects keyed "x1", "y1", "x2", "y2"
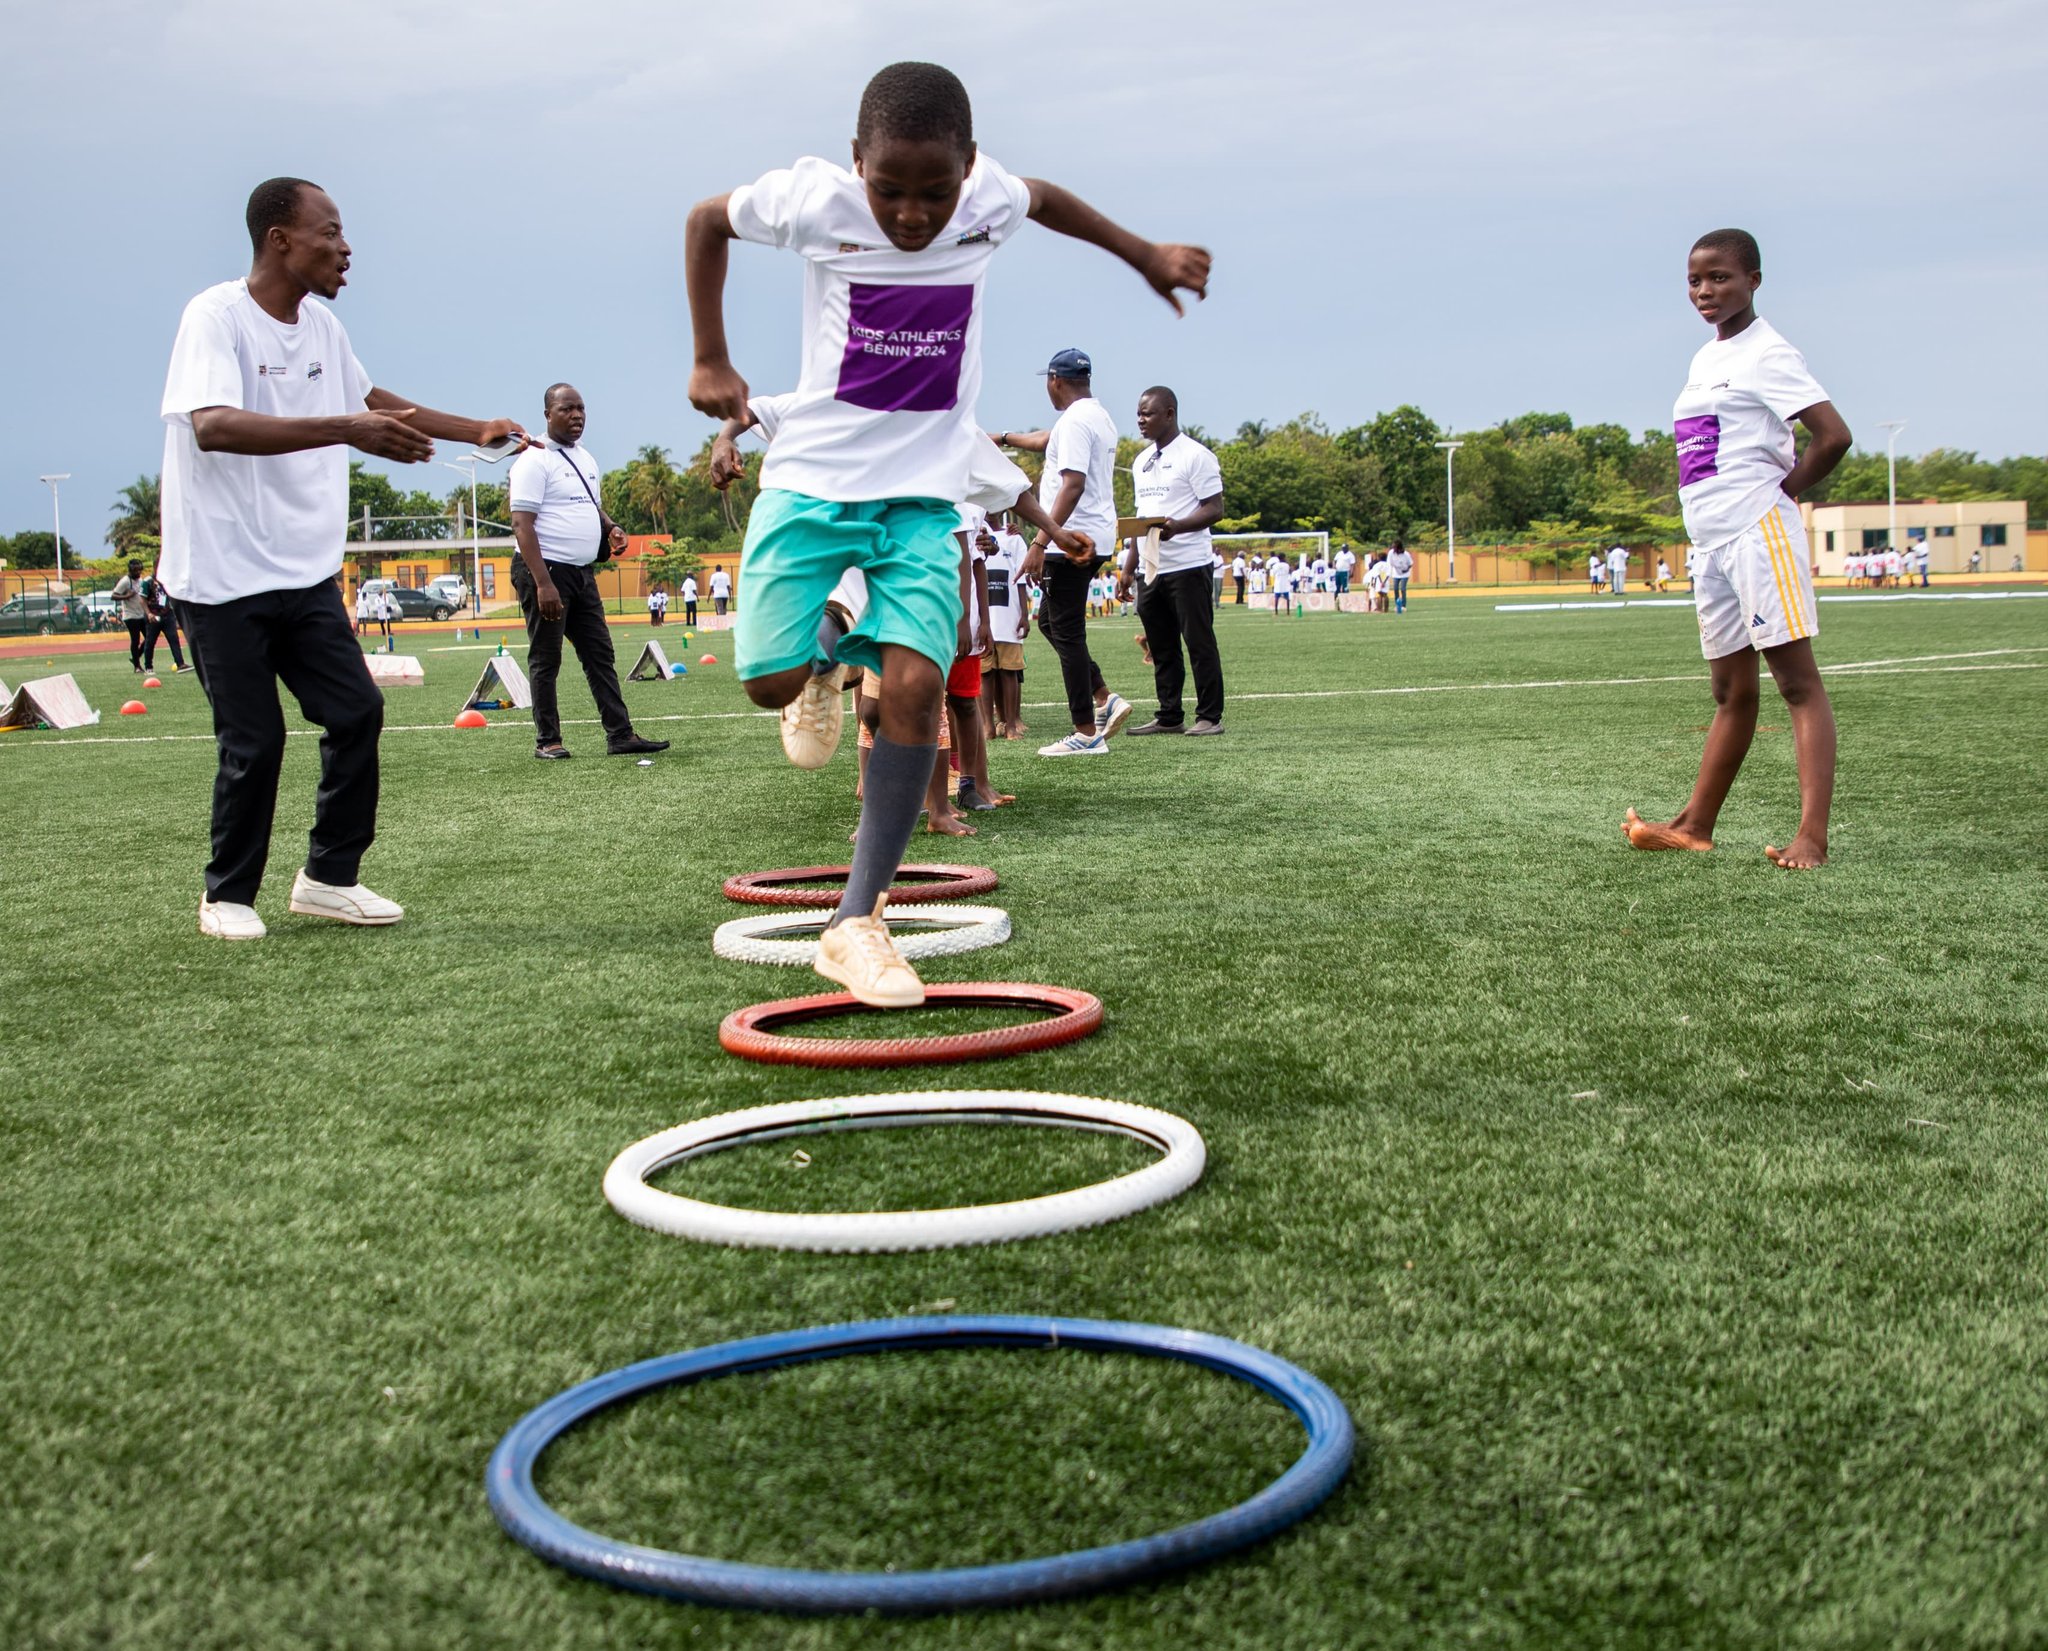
[
  {"x1": 1783, "y1": 402, "x2": 1851, "y2": 499},
  {"x1": 1022, "y1": 180, "x2": 1210, "y2": 315},
  {"x1": 685, "y1": 193, "x2": 750, "y2": 419}
]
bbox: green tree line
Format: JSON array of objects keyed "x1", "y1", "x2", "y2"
[{"x1": 9, "y1": 422, "x2": 2042, "y2": 572}]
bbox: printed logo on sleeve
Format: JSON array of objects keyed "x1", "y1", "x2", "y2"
[
  {"x1": 1674, "y1": 414, "x2": 1721, "y2": 488},
  {"x1": 836, "y1": 282, "x2": 974, "y2": 413}
]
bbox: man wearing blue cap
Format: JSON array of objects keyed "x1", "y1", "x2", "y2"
[{"x1": 998, "y1": 349, "x2": 1130, "y2": 757}]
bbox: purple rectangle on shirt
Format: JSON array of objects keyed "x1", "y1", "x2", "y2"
[
  {"x1": 837, "y1": 283, "x2": 973, "y2": 413},
  {"x1": 1674, "y1": 414, "x2": 1721, "y2": 488}
]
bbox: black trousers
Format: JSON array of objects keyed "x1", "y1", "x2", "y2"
[
  {"x1": 144, "y1": 606, "x2": 186, "y2": 671},
  {"x1": 1136, "y1": 565, "x2": 1225, "y2": 727},
  {"x1": 1234, "y1": 575, "x2": 1246, "y2": 604},
  {"x1": 685, "y1": 600, "x2": 698, "y2": 625},
  {"x1": 180, "y1": 581, "x2": 384, "y2": 904},
  {"x1": 124, "y1": 618, "x2": 147, "y2": 668},
  {"x1": 512, "y1": 559, "x2": 633, "y2": 747},
  {"x1": 1038, "y1": 555, "x2": 1107, "y2": 729}
]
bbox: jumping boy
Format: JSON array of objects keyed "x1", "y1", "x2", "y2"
[
  {"x1": 686, "y1": 63, "x2": 1205, "y2": 1005},
  {"x1": 1624, "y1": 228, "x2": 1851, "y2": 870}
]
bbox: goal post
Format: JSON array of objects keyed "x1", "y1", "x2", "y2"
[{"x1": 1212, "y1": 531, "x2": 1330, "y2": 604}]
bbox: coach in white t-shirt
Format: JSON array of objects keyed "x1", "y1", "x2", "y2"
[
  {"x1": 1121, "y1": 386, "x2": 1226, "y2": 735},
  {"x1": 997, "y1": 349, "x2": 1131, "y2": 754},
  {"x1": 160, "y1": 177, "x2": 525, "y2": 941},
  {"x1": 507, "y1": 383, "x2": 666, "y2": 761}
]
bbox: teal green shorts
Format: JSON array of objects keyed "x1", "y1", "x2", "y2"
[{"x1": 735, "y1": 491, "x2": 962, "y2": 681}]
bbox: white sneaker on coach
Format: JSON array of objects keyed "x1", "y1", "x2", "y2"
[
  {"x1": 1037, "y1": 731, "x2": 1109, "y2": 757},
  {"x1": 1093, "y1": 692, "x2": 1133, "y2": 738},
  {"x1": 287, "y1": 870, "x2": 404, "y2": 926},
  {"x1": 198, "y1": 896, "x2": 266, "y2": 941},
  {"x1": 781, "y1": 663, "x2": 848, "y2": 770}
]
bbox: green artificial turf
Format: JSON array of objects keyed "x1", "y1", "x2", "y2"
[{"x1": 3, "y1": 592, "x2": 2047, "y2": 1649}]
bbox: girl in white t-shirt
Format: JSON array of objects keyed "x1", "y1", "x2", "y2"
[
  {"x1": 1624, "y1": 228, "x2": 1852, "y2": 871},
  {"x1": 1269, "y1": 557, "x2": 1294, "y2": 615}
]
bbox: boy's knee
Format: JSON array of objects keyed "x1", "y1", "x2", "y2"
[{"x1": 742, "y1": 667, "x2": 808, "y2": 709}]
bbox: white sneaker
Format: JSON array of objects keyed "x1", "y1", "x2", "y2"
[
  {"x1": 781, "y1": 663, "x2": 847, "y2": 770},
  {"x1": 1038, "y1": 731, "x2": 1109, "y2": 757},
  {"x1": 288, "y1": 869, "x2": 404, "y2": 926},
  {"x1": 814, "y1": 894, "x2": 925, "y2": 1008},
  {"x1": 198, "y1": 896, "x2": 266, "y2": 940},
  {"x1": 1094, "y1": 692, "x2": 1133, "y2": 738}
]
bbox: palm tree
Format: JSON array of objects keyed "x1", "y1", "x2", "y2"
[
  {"x1": 109, "y1": 474, "x2": 161, "y2": 555},
  {"x1": 625, "y1": 445, "x2": 681, "y2": 535}
]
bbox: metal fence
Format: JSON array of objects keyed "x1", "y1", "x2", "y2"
[{"x1": 0, "y1": 570, "x2": 131, "y2": 636}]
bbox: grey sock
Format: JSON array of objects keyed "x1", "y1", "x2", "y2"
[
  {"x1": 812, "y1": 608, "x2": 848, "y2": 675},
  {"x1": 830, "y1": 734, "x2": 936, "y2": 928}
]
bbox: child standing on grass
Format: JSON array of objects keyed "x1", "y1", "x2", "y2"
[
  {"x1": 687, "y1": 66, "x2": 1205, "y2": 1003},
  {"x1": 1624, "y1": 227, "x2": 1851, "y2": 870},
  {"x1": 1269, "y1": 555, "x2": 1293, "y2": 614}
]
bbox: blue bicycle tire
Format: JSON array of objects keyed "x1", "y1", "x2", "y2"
[{"x1": 486, "y1": 1314, "x2": 1353, "y2": 1614}]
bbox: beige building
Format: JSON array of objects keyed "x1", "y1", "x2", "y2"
[{"x1": 1802, "y1": 498, "x2": 2028, "y2": 576}]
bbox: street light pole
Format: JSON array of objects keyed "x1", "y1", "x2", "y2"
[
  {"x1": 1879, "y1": 420, "x2": 1906, "y2": 554},
  {"x1": 1435, "y1": 441, "x2": 1464, "y2": 585},
  {"x1": 37, "y1": 473, "x2": 71, "y2": 582},
  {"x1": 441, "y1": 457, "x2": 482, "y2": 618}
]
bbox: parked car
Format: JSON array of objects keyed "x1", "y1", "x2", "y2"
[
  {"x1": 359, "y1": 579, "x2": 457, "y2": 623},
  {"x1": 425, "y1": 574, "x2": 468, "y2": 610},
  {"x1": 78, "y1": 592, "x2": 121, "y2": 628},
  {"x1": 0, "y1": 592, "x2": 87, "y2": 634}
]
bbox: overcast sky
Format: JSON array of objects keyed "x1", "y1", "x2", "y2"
[{"x1": 3, "y1": 0, "x2": 2043, "y2": 550}]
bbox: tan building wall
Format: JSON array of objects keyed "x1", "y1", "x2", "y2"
[{"x1": 1803, "y1": 499, "x2": 2026, "y2": 576}]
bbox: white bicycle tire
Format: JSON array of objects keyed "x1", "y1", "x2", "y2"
[
  {"x1": 604, "y1": 1091, "x2": 1206, "y2": 1253},
  {"x1": 712, "y1": 905, "x2": 1011, "y2": 966}
]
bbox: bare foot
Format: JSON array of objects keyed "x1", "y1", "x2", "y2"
[
  {"x1": 1765, "y1": 835, "x2": 1828, "y2": 869},
  {"x1": 927, "y1": 813, "x2": 975, "y2": 836},
  {"x1": 986, "y1": 791, "x2": 1016, "y2": 805},
  {"x1": 1622, "y1": 807, "x2": 1713, "y2": 852}
]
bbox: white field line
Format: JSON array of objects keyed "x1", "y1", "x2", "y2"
[
  {"x1": 1498, "y1": 590, "x2": 2048, "y2": 612},
  {"x1": 10, "y1": 648, "x2": 2045, "y2": 752}
]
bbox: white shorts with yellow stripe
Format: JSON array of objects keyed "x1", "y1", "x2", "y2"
[{"x1": 1692, "y1": 496, "x2": 1817, "y2": 660}]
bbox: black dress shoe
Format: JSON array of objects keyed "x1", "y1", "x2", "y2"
[
  {"x1": 607, "y1": 734, "x2": 671, "y2": 755},
  {"x1": 534, "y1": 743, "x2": 574, "y2": 759}
]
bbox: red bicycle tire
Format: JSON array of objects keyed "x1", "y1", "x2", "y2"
[
  {"x1": 722, "y1": 865, "x2": 998, "y2": 908},
  {"x1": 719, "y1": 983, "x2": 1103, "y2": 1068}
]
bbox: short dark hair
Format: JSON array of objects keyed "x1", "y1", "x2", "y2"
[
  {"x1": 543, "y1": 382, "x2": 578, "y2": 410},
  {"x1": 856, "y1": 62, "x2": 973, "y2": 151},
  {"x1": 1692, "y1": 227, "x2": 1761, "y2": 274},
  {"x1": 246, "y1": 177, "x2": 319, "y2": 256},
  {"x1": 1139, "y1": 386, "x2": 1179, "y2": 413}
]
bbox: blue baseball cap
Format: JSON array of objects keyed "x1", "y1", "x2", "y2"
[{"x1": 1043, "y1": 348, "x2": 1093, "y2": 380}]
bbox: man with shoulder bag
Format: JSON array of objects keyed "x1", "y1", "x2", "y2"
[{"x1": 506, "y1": 382, "x2": 668, "y2": 760}]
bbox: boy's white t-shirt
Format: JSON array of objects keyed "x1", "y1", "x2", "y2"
[
  {"x1": 1312, "y1": 556, "x2": 1331, "y2": 589},
  {"x1": 752, "y1": 391, "x2": 1028, "y2": 516},
  {"x1": 984, "y1": 530, "x2": 1029, "y2": 644},
  {"x1": 726, "y1": 154, "x2": 1032, "y2": 505},
  {"x1": 1673, "y1": 318, "x2": 1828, "y2": 551},
  {"x1": 159, "y1": 279, "x2": 374, "y2": 605},
  {"x1": 1270, "y1": 560, "x2": 1294, "y2": 594},
  {"x1": 1040, "y1": 396, "x2": 1120, "y2": 554}
]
